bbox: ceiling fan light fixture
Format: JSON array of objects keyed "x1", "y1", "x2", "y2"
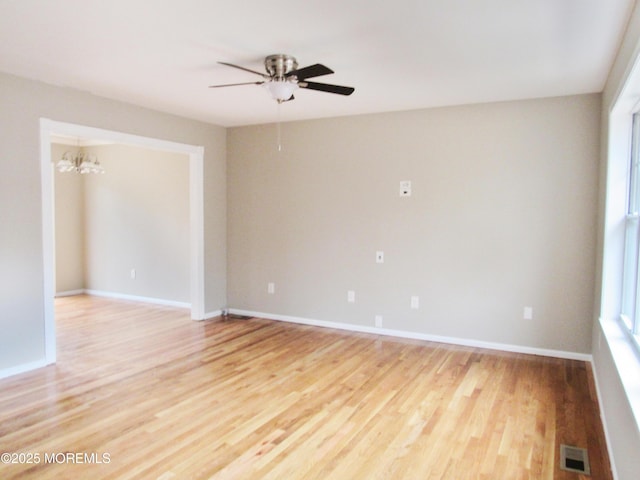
[{"x1": 263, "y1": 79, "x2": 298, "y2": 102}]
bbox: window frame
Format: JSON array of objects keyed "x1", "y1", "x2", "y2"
[{"x1": 621, "y1": 112, "x2": 640, "y2": 351}]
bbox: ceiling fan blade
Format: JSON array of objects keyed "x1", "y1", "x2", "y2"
[
  {"x1": 218, "y1": 61, "x2": 269, "y2": 78},
  {"x1": 209, "y1": 81, "x2": 264, "y2": 88},
  {"x1": 300, "y1": 81, "x2": 355, "y2": 96},
  {"x1": 287, "y1": 63, "x2": 334, "y2": 80}
]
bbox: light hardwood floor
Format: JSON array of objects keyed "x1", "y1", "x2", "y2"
[{"x1": 0, "y1": 295, "x2": 611, "y2": 479}]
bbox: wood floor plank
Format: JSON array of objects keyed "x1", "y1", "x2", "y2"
[{"x1": 0, "y1": 295, "x2": 612, "y2": 479}]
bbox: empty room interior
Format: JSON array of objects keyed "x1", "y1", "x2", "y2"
[{"x1": 1, "y1": 1, "x2": 640, "y2": 479}]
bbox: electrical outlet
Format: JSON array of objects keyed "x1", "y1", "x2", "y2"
[
  {"x1": 523, "y1": 306, "x2": 533, "y2": 320},
  {"x1": 411, "y1": 296, "x2": 419, "y2": 309},
  {"x1": 130, "y1": 268, "x2": 136, "y2": 279},
  {"x1": 375, "y1": 315, "x2": 383, "y2": 328},
  {"x1": 268, "y1": 282, "x2": 275, "y2": 294},
  {"x1": 376, "y1": 251, "x2": 384, "y2": 263},
  {"x1": 347, "y1": 290, "x2": 355, "y2": 303}
]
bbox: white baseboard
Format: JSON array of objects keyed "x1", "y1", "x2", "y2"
[
  {"x1": 84, "y1": 289, "x2": 190, "y2": 309},
  {"x1": 0, "y1": 358, "x2": 50, "y2": 380},
  {"x1": 55, "y1": 289, "x2": 85, "y2": 297},
  {"x1": 228, "y1": 308, "x2": 593, "y2": 362},
  {"x1": 204, "y1": 309, "x2": 223, "y2": 320}
]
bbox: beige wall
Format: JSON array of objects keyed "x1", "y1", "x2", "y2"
[
  {"x1": 0, "y1": 71, "x2": 226, "y2": 372},
  {"x1": 228, "y1": 94, "x2": 600, "y2": 354},
  {"x1": 53, "y1": 143, "x2": 85, "y2": 293},
  {"x1": 53, "y1": 143, "x2": 191, "y2": 302},
  {"x1": 84, "y1": 144, "x2": 190, "y2": 301}
]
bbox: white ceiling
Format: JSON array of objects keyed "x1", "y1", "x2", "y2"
[{"x1": 0, "y1": 0, "x2": 634, "y2": 127}]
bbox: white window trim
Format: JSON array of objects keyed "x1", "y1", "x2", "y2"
[{"x1": 601, "y1": 50, "x2": 640, "y2": 436}]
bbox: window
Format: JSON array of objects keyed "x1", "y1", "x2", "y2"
[{"x1": 621, "y1": 112, "x2": 640, "y2": 348}]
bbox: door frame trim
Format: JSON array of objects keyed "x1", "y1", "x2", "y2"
[{"x1": 40, "y1": 119, "x2": 205, "y2": 365}]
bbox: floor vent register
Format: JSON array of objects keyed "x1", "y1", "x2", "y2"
[{"x1": 560, "y1": 444, "x2": 590, "y2": 475}]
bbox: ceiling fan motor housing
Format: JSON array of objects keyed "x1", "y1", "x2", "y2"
[{"x1": 265, "y1": 54, "x2": 298, "y2": 79}]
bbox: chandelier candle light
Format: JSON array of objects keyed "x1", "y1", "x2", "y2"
[{"x1": 56, "y1": 149, "x2": 104, "y2": 174}]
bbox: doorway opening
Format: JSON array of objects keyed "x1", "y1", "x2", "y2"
[{"x1": 40, "y1": 119, "x2": 205, "y2": 365}]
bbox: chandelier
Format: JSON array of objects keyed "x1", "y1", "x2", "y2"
[{"x1": 56, "y1": 150, "x2": 105, "y2": 174}]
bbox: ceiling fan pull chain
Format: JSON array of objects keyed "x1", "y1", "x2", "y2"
[{"x1": 277, "y1": 102, "x2": 282, "y2": 152}]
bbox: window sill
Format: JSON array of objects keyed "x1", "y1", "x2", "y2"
[{"x1": 600, "y1": 316, "x2": 640, "y2": 433}]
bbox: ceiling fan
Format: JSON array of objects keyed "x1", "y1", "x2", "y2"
[{"x1": 209, "y1": 54, "x2": 355, "y2": 103}]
